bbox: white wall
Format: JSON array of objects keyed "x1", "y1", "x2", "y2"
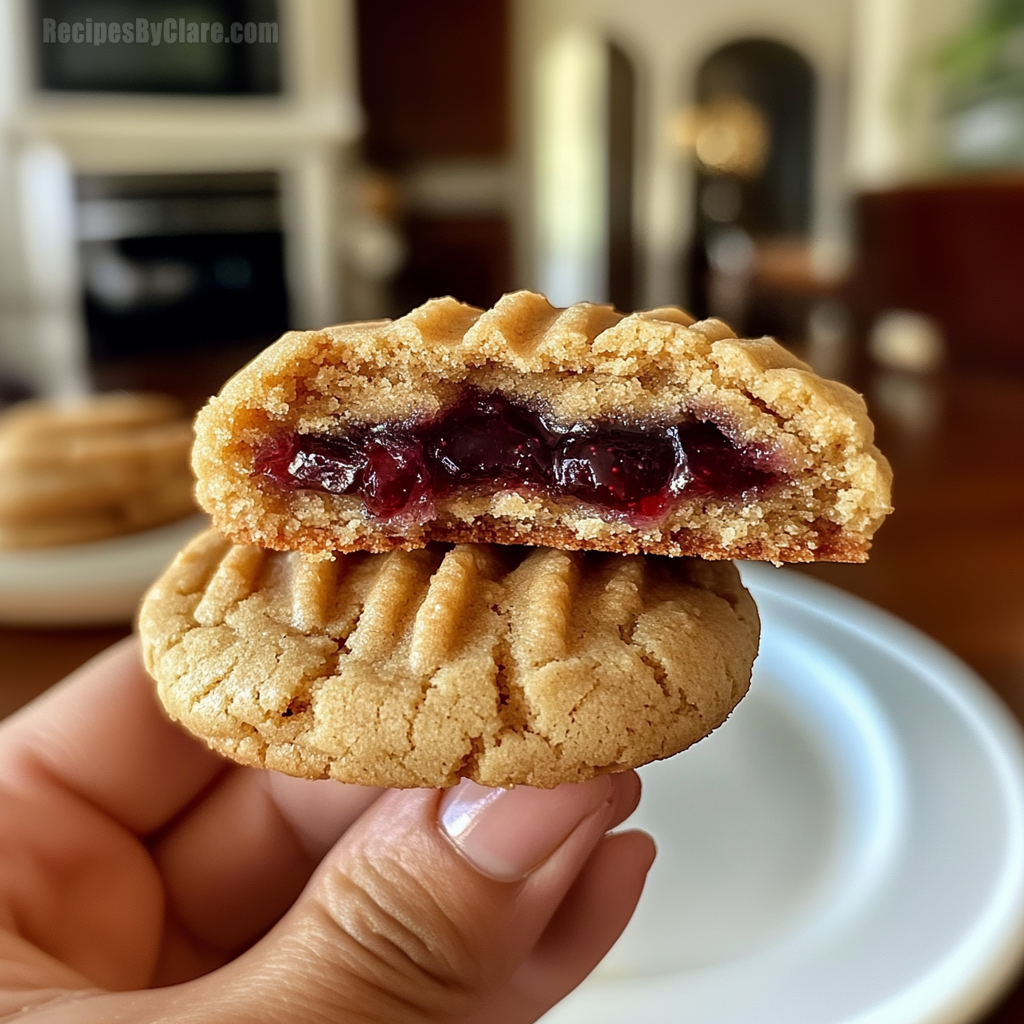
[{"x1": 847, "y1": 0, "x2": 978, "y2": 188}]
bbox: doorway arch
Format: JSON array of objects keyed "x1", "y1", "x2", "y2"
[{"x1": 684, "y1": 38, "x2": 816, "y2": 327}]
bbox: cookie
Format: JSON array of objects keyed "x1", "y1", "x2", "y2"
[
  {"x1": 0, "y1": 391, "x2": 182, "y2": 441},
  {"x1": 139, "y1": 529, "x2": 760, "y2": 788},
  {"x1": 0, "y1": 393, "x2": 196, "y2": 548},
  {"x1": 0, "y1": 471, "x2": 196, "y2": 548},
  {"x1": 193, "y1": 291, "x2": 892, "y2": 563}
]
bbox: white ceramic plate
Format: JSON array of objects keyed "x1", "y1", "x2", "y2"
[
  {"x1": 0, "y1": 515, "x2": 207, "y2": 626},
  {"x1": 545, "y1": 564, "x2": 1024, "y2": 1024}
]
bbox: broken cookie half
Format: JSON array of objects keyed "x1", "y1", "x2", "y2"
[{"x1": 193, "y1": 290, "x2": 892, "y2": 562}]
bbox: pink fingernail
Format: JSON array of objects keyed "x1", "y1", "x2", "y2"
[{"x1": 438, "y1": 776, "x2": 615, "y2": 881}]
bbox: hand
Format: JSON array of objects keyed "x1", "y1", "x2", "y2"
[{"x1": 0, "y1": 637, "x2": 655, "y2": 1023}]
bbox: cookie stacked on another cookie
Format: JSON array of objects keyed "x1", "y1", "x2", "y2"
[
  {"x1": 193, "y1": 289, "x2": 891, "y2": 562},
  {"x1": 140, "y1": 292, "x2": 891, "y2": 787},
  {"x1": 0, "y1": 393, "x2": 196, "y2": 549}
]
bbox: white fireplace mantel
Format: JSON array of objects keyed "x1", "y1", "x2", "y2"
[{"x1": 0, "y1": 0, "x2": 361, "y2": 397}]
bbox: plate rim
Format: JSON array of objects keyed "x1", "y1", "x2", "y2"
[
  {"x1": 0, "y1": 514, "x2": 208, "y2": 625},
  {"x1": 550, "y1": 566, "x2": 1024, "y2": 1024},
  {"x1": 741, "y1": 564, "x2": 1024, "y2": 1024}
]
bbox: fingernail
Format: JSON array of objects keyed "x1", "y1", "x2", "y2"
[{"x1": 438, "y1": 776, "x2": 615, "y2": 881}]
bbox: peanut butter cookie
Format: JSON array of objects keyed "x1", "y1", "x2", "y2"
[{"x1": 139, "y1": 530, "x2": 759, "y2": 788}]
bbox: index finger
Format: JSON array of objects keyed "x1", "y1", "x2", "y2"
[{"x1": 0, "y1": 636, "x2": 226, "y2": 835}]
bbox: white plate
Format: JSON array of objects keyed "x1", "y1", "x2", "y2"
[
  {"x1": 0, "y1": 515, "x2": 207, "y2": 626},
  {"x1": 545, "y1": 564, "x2": 1024, "y2": 1024}
]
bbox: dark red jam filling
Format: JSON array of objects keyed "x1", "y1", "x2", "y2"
[{"x1": 254, "y1": 390, "x2": 779, "y2": 524}]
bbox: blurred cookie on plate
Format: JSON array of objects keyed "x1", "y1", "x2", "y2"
[{"x1": 0, "y1": 392, "x2": 197, "y2": 549}]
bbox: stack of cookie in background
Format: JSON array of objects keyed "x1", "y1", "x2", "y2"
[{"x1": 0, "y1": 393, "x2": 196, "y2": 550}]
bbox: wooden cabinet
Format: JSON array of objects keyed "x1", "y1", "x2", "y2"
[
  {"x1": 854, "y1": 178, "x2": 1024, "y2": 375},
  {"x1": 356, "y1": 0, "x2": 510, "y2": 163}
]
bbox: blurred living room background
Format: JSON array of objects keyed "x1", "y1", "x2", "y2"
[
  {"x1": 0, "y1": 0, "x2": 1023, "y2": 1015},
  {"x1": 4, "y1": 0, "x2": 1024, "y2": 399},
  {"x1": 0, "y1": 4, "x2": 1021, "y2": 670},
  {"x1": 1, "y1": 0, "x2": 1024, "y2": 839}
]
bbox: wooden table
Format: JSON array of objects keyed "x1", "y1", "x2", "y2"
[
  {"x1": 0, "y1": 623, "x2": 130, "y2": 720},
  {"x1": 797, "y1": 370, "x2": 1024, "y2": 709},
  {"x1": 2, "y1": 369, "x2": 1023, "y2": 1017},
  {"x1": 794, "y1": 370, "x2": 1024, "y2": 1021}
]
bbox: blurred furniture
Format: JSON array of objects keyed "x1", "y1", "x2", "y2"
[
  {"x1": 0, "y1": 0, "x2": 359, "y2": 400},
  {"x1": 78, "y1": 171, "x2": 291, "y2": 405},
  {"x1": 354, "y1": 0, "x2": 514, "y2": 312},
  {"x1": 853, "y1": 177, "x2": 1024, "y2": 376}
]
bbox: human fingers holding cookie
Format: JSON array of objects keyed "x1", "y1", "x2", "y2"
[
  {"x1": 0, "y1": 290, "x2": 891, "y2": 1022},
  {"x1": 0, "y1": 639, "x2": 655, "y2": 1023}
]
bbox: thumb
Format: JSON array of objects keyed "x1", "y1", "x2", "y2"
[{"x1": 196, "y1": 771, "x2": 651, "y2": 1023}]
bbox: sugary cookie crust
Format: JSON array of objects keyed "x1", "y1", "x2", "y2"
[
  {"x1": 193, "y1": 291, "x2": 892, "y2": 562},
  {"x1": 140, "y1": 529, "x2": 760, "y2": 788}
]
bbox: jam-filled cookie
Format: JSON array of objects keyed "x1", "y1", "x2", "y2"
[
  {"x1": 192, "y1": 291, "x2": 891, "y2": 562},
  {"x1": 139, "y1": 530, "x2": 759, "y2": 788}
]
